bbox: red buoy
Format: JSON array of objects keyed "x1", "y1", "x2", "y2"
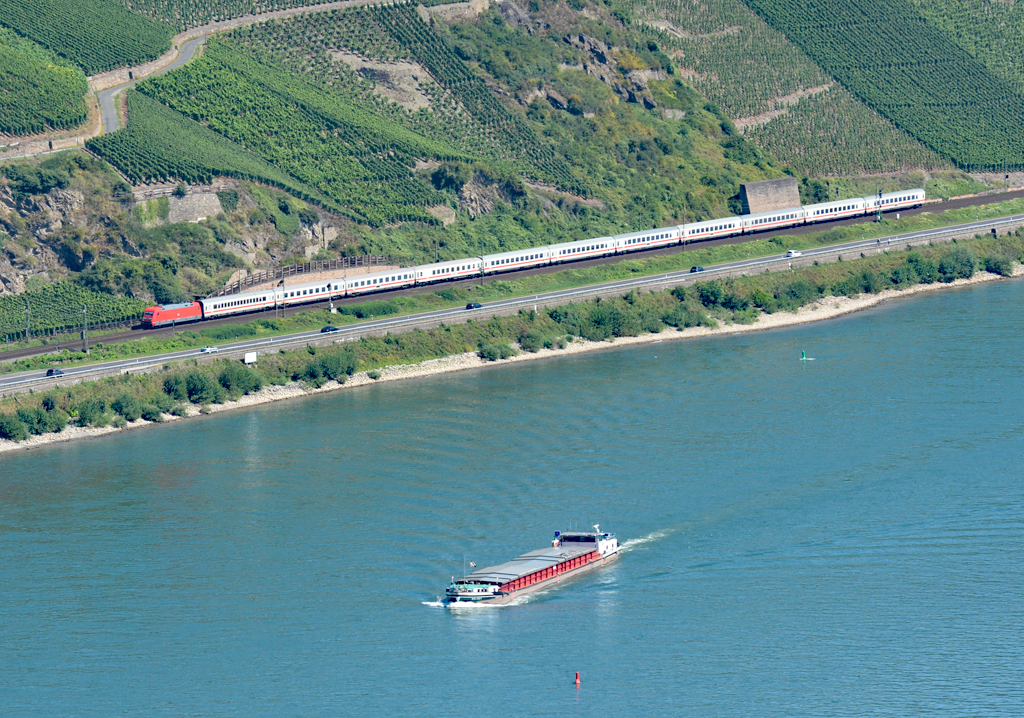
[{"x1": 575, "y1": 671, "x2": 580, "y2": 686}]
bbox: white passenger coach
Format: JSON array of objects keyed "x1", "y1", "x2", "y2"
[{"x1": 183, "y1": 188, "x2": 925, "y2": 322}]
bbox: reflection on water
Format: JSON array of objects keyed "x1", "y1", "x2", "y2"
[{"x1": 2, "y1": 279, "x2": 1024, "y2": 715}]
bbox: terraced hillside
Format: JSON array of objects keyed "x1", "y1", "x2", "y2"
[
  {"x1": 0, "y1": 28, "x2": 89, "y2": 136},
  {"x1": 625, "y1": 0, "x2": 949, "y2": 175},
  {"x1": 742, "y1": 0, "x2": 1024, "y2": 170},
  {"x1": 910, "y1": 0, "x2": 1024, "y2": 89},
  {"x1": 86, "y1": 0, "x2": 789, "y2": 262},
  {"x1": 0, "y1": 0, "x2": 172, "y2": 74}
]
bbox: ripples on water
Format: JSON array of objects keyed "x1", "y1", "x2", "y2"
[{"x1": 2, "y1": 281, "x2": 1023, "y2": 716}]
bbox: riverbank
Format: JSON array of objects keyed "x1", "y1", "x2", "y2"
[{"x1": 4, "y1": 264, "x2": 1020, "y2": 454}]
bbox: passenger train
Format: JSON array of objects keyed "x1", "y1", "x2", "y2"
[{"x1": 142, "y1": 188, "x2": 925, "y2": 328}]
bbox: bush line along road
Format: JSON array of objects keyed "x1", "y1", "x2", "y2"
[
  {"x1": 3, "y1": 212, "x2": 1021, "y2": 394},
  {"x1": 3, "y1": 187, "x2": 1022, "y2": 366}
]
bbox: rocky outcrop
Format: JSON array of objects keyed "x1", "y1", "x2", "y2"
[
  {"x1": 458, "y1": 174, "x2": 522, "y2": 217},
  {"x1": 498, "y1": 0, "x2": 533, "y2": 31},
  {"x1": 519, "y1": 33, "x2": 661, "y2": 111}
]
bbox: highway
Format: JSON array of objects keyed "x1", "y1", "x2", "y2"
[
  {"x1": 5, "y1": 189, "x2": 1024, "y2": 368},
  {"x1": 3, "y1": 211, "x2": 1021, "y2": 393}
]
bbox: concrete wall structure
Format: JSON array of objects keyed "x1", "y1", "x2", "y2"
[{"x1": 740, "y1": 177, "x2": 801, "y2": 215}]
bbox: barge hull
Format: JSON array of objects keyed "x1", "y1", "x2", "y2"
[{"x1": 473, "y1": 551, "x2": 619, "y2": 605}]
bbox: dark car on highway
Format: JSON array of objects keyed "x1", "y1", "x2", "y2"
[
  {"x1": 466, "y1": 302, "x2": 482, "y2": 310},
  {"x1": 689, "y1": 266, "x2": 705, "y2": 273},
  {"x1": 46, "y1": 368, "x2": 64, "y2": 377},
  {"x1": 321, "y1": 326, "x2": 339, "y2": 333}
]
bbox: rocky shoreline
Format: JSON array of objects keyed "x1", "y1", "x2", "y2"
[{"x1": 2, "y1": 267, "x2": 1020, "y2": 454}]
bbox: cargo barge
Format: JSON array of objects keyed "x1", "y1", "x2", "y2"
[{"x1": 445, "y1": 526, "x2": 620, "y2": 605}]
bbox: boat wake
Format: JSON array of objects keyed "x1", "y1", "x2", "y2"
[{"x1": 620, "y1": 528, "x2": 673, "y2": 552}]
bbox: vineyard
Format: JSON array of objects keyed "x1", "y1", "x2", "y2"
[
  {"x1": 0, "y1": 0, "x2": 172, "y2": 75},
  {"x1": 624, "y1": 0, "x2": 950, "y2": 176},
  {"x1": 87, "y1": 91, "x2": 334, "y2": 211},
  {"x1": 741, "y1": 0, "x2": 1024, "y2": 170},
  {"x1": 134, "y1": 39, "x2": 460, "y2": 226},
  {"x1": 115, "y1": 0, "x2": 459, "y2": 31},
  {"x1": 228, "y1": 5, "x2": 585, "y2": 195},
  {"x1": 910, "y1": 0, "x2": 1024, "y2": 89},
  {"x1": 0, "y1": 28, "x2": 89, "y2": 136},
  {"x1": 92, "y1": 5, "x2": 586, "y2": 227},
  {"x1": 743, "y1": 88, "x2": 949, "y2": 176},
  {"x1": 0, "y1": 281, "x2": 148, "y2": 339}
]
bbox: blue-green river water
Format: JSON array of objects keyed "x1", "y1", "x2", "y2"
[{"x1": 2, "y1": 280, "x2": 1023, "y2": 716}]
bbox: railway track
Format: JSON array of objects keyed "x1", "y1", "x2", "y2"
[
  {"x1": 2, "y1": 190, "x2": 1023, "y2": 366},
  {"x1": 2, "y1": 208, "x2": 1022, "y2": 393}
]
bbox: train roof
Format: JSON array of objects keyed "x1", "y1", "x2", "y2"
[
  {"x1": 415, "y1": 258, "x2": 482, "y2": 272},
  {"x1": 543, "y1": 236, "x2": 613, "y2": 252},
  {"x1": 461, "y1": 546, "x2": 594, "y2": 585},
  {"x1": 744, "y1": 205, "x2": 804, "y2": 221},
  {"x1": 686, "y1": 215, "x2": 743, "y2": 227},
  {"x1": 150, "y1": 301, "x2": 198, "y2": 311},
  {"x1": 482, "y1": 246, "x2": 553, "y2": 261},
  {"x1": 613, "y1": 224, "x2": 680, "y2": 241},
  {"x1": 877, "y1": 188, "x2": 925, "y2": 199}
]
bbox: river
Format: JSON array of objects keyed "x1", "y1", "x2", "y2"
[{"x1": 2, "y1": 279, "x2": 1022, "y2": 716}]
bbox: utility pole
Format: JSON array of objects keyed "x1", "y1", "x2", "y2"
[
  {"x1": 82, "y1": 305, "x2": 88, "y2": 353},
  {"x1": 25, "y1": 301, "x2": 30, "y2": 341}
]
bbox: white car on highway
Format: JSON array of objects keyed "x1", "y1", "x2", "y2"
[
  {"x1": 786, "y1": 250, "x2": 803, "y2": 258},
  {"x1": 200, "y1": 346, "x2": 220, "y2": 354}
]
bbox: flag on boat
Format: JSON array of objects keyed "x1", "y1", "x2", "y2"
[{"x1": 470, "y1": 562, "x2": 476, "y2": 568}]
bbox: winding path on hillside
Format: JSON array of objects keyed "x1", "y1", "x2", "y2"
[{"x1": 2, "y1": 0, "x2": 422, "y2": 156}]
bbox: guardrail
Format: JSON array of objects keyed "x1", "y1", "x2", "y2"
[{"x1": 3, "y1": 213, "x2": 1022, "y2": 395}]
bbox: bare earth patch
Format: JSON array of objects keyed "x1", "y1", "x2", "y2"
[
  {"x1": 733, "y1": 84, "x2": 833, "y2": 132},
  {"x1": 329, "y1": 51, "x2": 432, "y2": 111}
]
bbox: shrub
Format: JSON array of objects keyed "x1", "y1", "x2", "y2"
[
  {"x1": 662, "y1": 306, "x2": 716, "y2": 328},
  {"x1": 695, "y1": 280, "x2": 725, "y2": 307},
  {"x1": 294, "y1": 348, "x2": 357, "y2": 387},
  {"x1": 367, "y1": 370, "x2": 381, "y2": 380},
  {"x1": 984, "y1": 254, "x2": 1014, "y2": 277},
  {"x1": 163, "y1": 374, "x2": 188, "y2": 400},
  {"x1": 0, "y1": 413, "x2": 29, "y2": 441},
  {"x1": 907, "y1": 253, "x2": 938, "y2": 283},
  {"x1": 169, "y1": 404, "x2": 188, "y2": 417},
  {"x1": 216, "y1": 190, "x2": 239, "y2": 212},
  {"x1": 151, "y1": 393, "x2": 174, "y2": 412},
  {"x1": 478, "y1": 343, "x2": 518, "y2": 361},
  {"x1": 112, "y1": 416, "x2": 127, "y2": 428},
  {"x1": 519, "y1": 329, "x2": 549, "y2": 353},
  {"x1": 111, "y1": 394, "x2": 143, "y2": 422},
  {"x1": 218, "y1": 362, "x2": 263, "y2": 396},
  {"x1": 185, "y1": 371, "x2": 223, "y2": 404},
  {"x1": 16, "y1": 406, "x2": 67, "y2": 434},
  {"x1": 75, "y1": 398, "x2": 110, "y2": 426},
  {"x1": 938, "y1": 247, "x2": 977, "y2": 282},
  {"x1": 140, "y1": 405, "x2": 164, "y2": 422}
]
